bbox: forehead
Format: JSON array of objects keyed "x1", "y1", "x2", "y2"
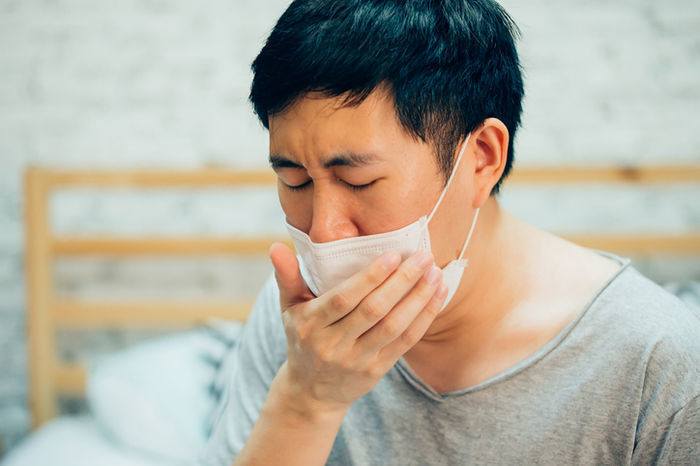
[
  {"x1": 268, "y1": 90, "x2": 413, "y2": 162},
  {"x1": 271, "y1": 88, "x2": 397, "y2": 129}
]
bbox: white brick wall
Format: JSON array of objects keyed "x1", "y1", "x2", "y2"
[
  {"x1": 0, "y1": 0, "x2": 699, "y2": 454},
  {"x1": 502, "y1": 0, "x2": 700, "y2": 164}
]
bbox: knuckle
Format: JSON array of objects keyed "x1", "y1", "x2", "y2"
[
  {"x1": 366, "y1": 263, "x2": 388, "y2": 284},
  {"x1": 414, "y1": 279, "x2": 435, "y2": 300},
  {"x1": 329, "y1": 292, "x2": 351, "y2": 312},
  {"x1": 314, "y1": 343, "x2": 335, "y2": 363},
  {"x1": 362, "y1": 366, "x2": 380, "y2": 380},
  {"x1": 396, "y1": 265, "x2": 416, "y2": 283},
  {"x1": 400, "y1": 327, "x2": 422, "y2": 347},
  {"x1": 294, "y1": 320, "x2": 313, "y2": 341},
  {"x1": 424, "y1": 302, "x2": 440, "y2": 319},
  {"x1": 339, "y1": 358, "x2": 356, "y2": 373},
  {"x1": 381, "y1": 318, "x2": 402, "y2": 338},
  {"x1": 412, "y1": 281, "x2": 442, "y2": 310},
  {"x1": 362, "y1": 298, "x2": 387, "y2": 321},
  {"x1": 425, "y1": 295, "x2": 443, "y2": 317}
]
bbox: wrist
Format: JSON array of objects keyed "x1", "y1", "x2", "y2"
[{"x1": 268, "y1": 363, "x2": 350, "y2": 425}]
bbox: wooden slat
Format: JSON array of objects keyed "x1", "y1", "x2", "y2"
[
  {"x1": 44, "y1": 169, "x2": 277, "y2": 187},
  {"x1": 51, "y1": 236, "x2": 294, "y2": 256},
  {"x1": 54, "y1": 364, "x2": 86, "y2": 396},
  {"x1": 25, "y1": 168, "x2": 57, "y2": 429},
  {"x1": 54, "y1": 299, "x2": 253, "y2": 327},
  {"x1": 509, "y1": 166, "x2": 700, "y2": 184},
  {"x1": 34, "y1": 166, "x2": 700, "y2": 188},
  {"x1": 562, "y1": 234, "x2": 700, "y2": 255},
  {"x1": 49, "y1": 234, "x2": 700, "y2": 257}
]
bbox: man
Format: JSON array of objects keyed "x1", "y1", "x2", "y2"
[{"x1": 202, "y1": 0, "x2": 699, "y2": 464}]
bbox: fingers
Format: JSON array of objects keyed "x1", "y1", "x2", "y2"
[
  {"x1": 270, "y1": 242, "x2": 314, "y2": 308},
  {"x1": 375, "y1": 281, "x2": 448, "y2": 362},
  {"x1": 333, "y1": 251, "x2": 435, "y2": 339},
  {"x1": 354, "y1": 263, "x2": 446, "y2": 351},
  {"x1": 313, "y1": 251, "x2": 402, "y2": 326}
]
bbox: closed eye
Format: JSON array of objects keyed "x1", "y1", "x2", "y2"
[
  {"x1": 343, "y1": 180, "x2": 376, "y2": 191},
  {"x1": 286, "y1": 180, "x2": 312, "y2": 191},
  {"x1": 285, "y1": 179, "x2": 377, "y2": 192}
]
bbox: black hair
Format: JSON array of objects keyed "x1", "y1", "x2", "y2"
[{"x1": 250, "y1": 0, "x2": 524, "y2": 193}]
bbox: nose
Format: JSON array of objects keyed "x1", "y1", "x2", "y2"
[{"x1": 307, "y1": 187, "x2": 359, "y2": 243}]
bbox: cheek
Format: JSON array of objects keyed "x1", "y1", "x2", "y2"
[
  {"x1": 277, "y1": 185, "x2": 312, "y2": 229},
  {"x1": 357, "y1": 188, "x2": 424, "y2": 232}
]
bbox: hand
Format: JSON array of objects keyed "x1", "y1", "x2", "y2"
[{"x1": 269, "y1": 242, "x2": 448, "y2": 417}]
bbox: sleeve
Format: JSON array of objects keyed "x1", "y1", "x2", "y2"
[
  {"x1": 198, "y1": 273, "x2": 288, "y2": 466},
  {"x1": 631, "y1": 394, "x2": 700, "y2": 466}
]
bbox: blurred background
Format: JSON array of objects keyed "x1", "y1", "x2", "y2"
[{"x1": 0, "y1": 0, "x2": 699, "y2": 460}]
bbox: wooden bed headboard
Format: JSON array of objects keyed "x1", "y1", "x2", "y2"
[{"x1": 24, "y1": 165, "x2": 700, "y2": 430}]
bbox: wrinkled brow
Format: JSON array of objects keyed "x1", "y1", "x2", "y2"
[{"x1": 269, "y1": 152, "x2": 381, "y2": 170}]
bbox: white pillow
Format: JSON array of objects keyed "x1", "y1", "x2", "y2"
[{"x1": 87, "y1": 321, "x2": 243, "y2": 464}]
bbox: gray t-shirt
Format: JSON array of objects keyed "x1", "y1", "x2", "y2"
[{"x1": 201, "y1": 256, "x2": 700, "y2": 465}]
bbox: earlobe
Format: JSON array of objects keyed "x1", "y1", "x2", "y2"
[{"x1": 471, "y1": 118, "x2": 509, "y2": 206}]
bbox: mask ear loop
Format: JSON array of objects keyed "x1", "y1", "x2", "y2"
[
  {"x1": 424, "y1": 133, "x2": 480, "y2": 263},
  {"x1": 457, "y1": 208, "x2": 480, "y2": 262},
  {"x1": 427, "y1": 133, "x2": 471, "y2": 223}
]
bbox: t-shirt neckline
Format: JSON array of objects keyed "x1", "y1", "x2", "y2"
[{"x1": 395, "y1": 251, "x2": 632, "y2": 401}]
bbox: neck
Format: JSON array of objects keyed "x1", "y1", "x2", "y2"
[
  {"x1": 409, "y1": 197, "x2": 527, "y2": 352},
  {"x1": 402, "y1": 199, "x2": 624, "y2": 393}
]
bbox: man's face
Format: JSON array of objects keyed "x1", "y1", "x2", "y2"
[{"x1": 268, "y1": 89, "x2": 471, "y2": 266}]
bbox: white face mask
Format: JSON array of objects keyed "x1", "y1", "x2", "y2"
[{"x1": 286, "y1": 134, "x2": 479, "y2": 312}]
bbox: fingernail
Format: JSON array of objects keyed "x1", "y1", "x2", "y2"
[
  {"x1": 380, "y1": 252, "x2": 401, "y2": 270},
  {"x1": 425, "y1": 266, "x2": 442, "y2": 285},
  {"x1": 436, "y1": 283, "x2": 448, "y2": 299}
]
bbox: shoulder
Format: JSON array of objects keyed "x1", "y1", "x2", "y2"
[
  {"x1": 255, "y1": 272, "x2": 282, "y2": 316},
  {"x1": 237, "y1": 272, "x2": 287, "y2": 367},
  {"x1": 597, "y1": 266, "x2": 700, "y2": 350},
  {"x1": 589, "y1": 266, "x2": 700, "y2": 429},
  {"x1": 565, "y1": 263, "x2": 699, "y2": 380},
  {"x1": 244, "y1": 272, "x2": 283, "y2": 331}
]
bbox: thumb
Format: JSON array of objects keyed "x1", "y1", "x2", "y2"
[{"x1": 269, "y1": 242, "x2": 314, "y2": 308}]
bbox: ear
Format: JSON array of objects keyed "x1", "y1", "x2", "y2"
[{"x1": 468, "y1": 118, "x2": 509, "y2": 207}]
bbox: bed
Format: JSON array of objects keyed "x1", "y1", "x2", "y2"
[{"x1": 3, "y1": 165, "x2": 699, "y2": 465}]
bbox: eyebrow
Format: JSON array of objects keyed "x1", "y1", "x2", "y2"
[{"x1": 269, "y1": 152, "x2": 381, "y2": 170}]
